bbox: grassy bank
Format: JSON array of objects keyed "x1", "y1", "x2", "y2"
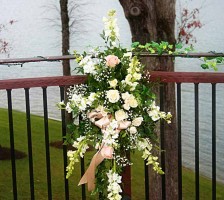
[{"x1": 0, "y1": 108, "x2": 223, "y2": 199}]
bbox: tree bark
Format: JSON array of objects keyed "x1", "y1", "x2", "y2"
[
  {"x1": 60, "y1": 0, "x2": 71, "y2": 76},
  {"x1": 60, "y1": 0, "x2": 72, "y2": 123},
  {"x1": 119, "y1": 1, "x2": 178, "y2": 200}
]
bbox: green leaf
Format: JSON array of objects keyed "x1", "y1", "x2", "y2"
[
  {"x1": 201, "y1": 63, "x2": 209, "y2": 69},
  {"x1": 131, "y1": 42, "x2": 140, "y2": 48},
  {"x1": 175, "y1": 43, "x2": 183, "y2": 49}
]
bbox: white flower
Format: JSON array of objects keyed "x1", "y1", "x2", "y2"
[
  {"x1": 72, "y1": 94, "x2": 81, "y2": 102},
  {"x1": 103, "y1": 10, "x2": 120, "y2": 45},
  {"x1": 72, "y1": 136, "x2": 89, "y2": 158},
  {"x1": 121, "y1": 92, "x2": 130, "y2": 100},
  {"x1": 128, "y1": 95, "x2": 138, "y2": 108},
  {"x1": 107, "y1": 170, "x2": 122, "y2": 200},
  {"x1": 129, "y1": 126, "x2": 137, "y2": 134},
  {"x1": 79, "y1": 56, "x2": 96, "y2": 74},
  {"x1": 87, "y1": 92, "x2": 96, "y2": 105},
  {"x1": 133, "y1": 72, "x2": 142, "y2": 80},
  {"x1": 125, "y1": 74, "x2": 132, "y2": 84},
  {"x1": 65, "y1": 102, "x2": 73, "y2": 113},
  {"x1": 132, "y1": 117, "x2": 143, "y2": 126},
  {"x1": 108, "y1": 79, "x2": 118, "y2": 88},
  {"x1": 123, "y1": 103, "x2": 130, "y2": 111},
  {"x1": 123, "y1": 52, "x2": 132, "y2": 58},
  {"x1": 106, "y1": 89, "x2": 120, "y2": 103},
  {"x1": 130, "y1": 82, "x2": 138, "y2": 91},
  {"x1": 115, "y1": 109, "x2": 128, "y2": 121},
  {"x1": 148, "y1": 109, "x2": 160, "y2": 121},
  {"x1": 102, "y1": 120, "x2": 119, "y2": 147}
]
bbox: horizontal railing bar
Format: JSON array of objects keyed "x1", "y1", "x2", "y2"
[
  {"x1": 0, "y1": 75, "x2": 86, "y2": 90},
  {"x1": 0, "y1": 72, "x2": 224, "y2": 90},
  {"x1": 0, "y1": 52, "x2": 224, "y2": 64},
  {"x1": 149, "y1": 71, "x2": 224, "y2": 83}
]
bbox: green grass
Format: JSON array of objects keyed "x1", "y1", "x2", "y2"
[{"x1": 0, "y1": 108, "x2": 223, "y2": 200}]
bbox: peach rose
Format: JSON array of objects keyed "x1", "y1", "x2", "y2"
[{"x1": 105, "y1": 55, "x2": 120, "y2": 68}]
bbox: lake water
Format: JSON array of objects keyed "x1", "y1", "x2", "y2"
[{"x1": 1, "y1": 0, "x2": 224, "y2": 182}]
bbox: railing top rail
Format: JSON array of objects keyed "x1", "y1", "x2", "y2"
[
  {"x1": 0, "y1": 75, "x2": 86, "y2": 90},
  {"x1": 0, "y1": 52, "x2": 224, "y2": 65},
  {"x1": 0, "y1": 72, "x2": 224, "y2": 90},
  {"x1": 150, "y1": 71, "x2": 224, "y2": 83}
]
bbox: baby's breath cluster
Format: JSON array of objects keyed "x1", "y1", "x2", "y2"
[
  {"x1": 58, "y1": 10, "x2": 172, "y2": 199},
  {"x1": 115, "y1": 155, "x2": 132, "y2": 167}
]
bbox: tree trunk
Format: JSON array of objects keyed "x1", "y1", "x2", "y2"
[
  {"x1": 60, "y1": 0, "x2": 71, "y2": 76},
  {"x1": 119, "y1": 1, "x2": 178, "y2": 200},
  {"x1": 60, "y1": 0, "x2": 72, "y2": 124}
]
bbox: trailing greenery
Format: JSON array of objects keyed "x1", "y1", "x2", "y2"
[{"x1": 131, "y1": 41, "x2": 224, "y2": 71}]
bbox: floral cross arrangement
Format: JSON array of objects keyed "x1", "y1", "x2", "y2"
[{"x1": 58, "y1": 10, "x2": 172, "y2": 200}]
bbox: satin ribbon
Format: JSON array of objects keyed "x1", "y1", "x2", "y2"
[{"x1": 78, "y1": 150, "x2": 105, "y2": 191}]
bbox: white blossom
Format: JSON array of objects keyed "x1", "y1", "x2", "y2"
[
  {"x1": 106, "y1": 89, "x2": 120, "y2": 103},
  {"x1": 107, "y1": 170, "x2": 122, "y2": 200}
]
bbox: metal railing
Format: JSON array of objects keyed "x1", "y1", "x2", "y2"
[{"x1": 0, "y1": 65, "x2": 224, "y2": 199}]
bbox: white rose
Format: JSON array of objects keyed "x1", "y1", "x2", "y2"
[
  {"x1": 129, "y1": 126, "x2": 137, "y2": 134},
  {"x1": 115, "y1": 109, "x2": 128, "y2": 121},
  {"x1": 108, "y1": 79, "x2": 118, "y2": 88},
  {"x1": 128, "y1": 95, "x2": 138, "y2": 108},
  {"x1": 121, "y1": 92, "x2": 130, "y2": 100},
  {"x1": 106, "y1": 90, "x2": 120, "y2": 103},
  {"x1": 123, "y1": 103, "x2": 130, "y2": 110},
  {"x1": 132, "y1": 117, "x2": 143, "y2": 126}
]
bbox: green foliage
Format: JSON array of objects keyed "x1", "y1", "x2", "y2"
[
  {"x1": 201, "y1": 56, "x2": 224, "y2": 71},
  {"x1": 132, "y1": 41, "x2": 224, "y2": 71},
  {"x1": 131, "y1": 41, "x2": 194, "y2": 55}
]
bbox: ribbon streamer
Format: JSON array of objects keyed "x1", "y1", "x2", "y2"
[{"x1": 78, "y1": 150, "x2": 104, "y2": 191}]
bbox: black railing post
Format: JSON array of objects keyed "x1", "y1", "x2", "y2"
[
  {"x1": 24, "y1": 88, "x2": 35, "y2": 199},
  {"x1": 144, "y1": 160, "x2": 149, "y2": 200},
  {"x1": 212, "y1": 83, "x2": 216, "y2": 200},
  {"x1": 177, "y1": 83, "x2": 182, "y2": 200},
  {"x1": 7, "y1": 89, "x2": 18, "y2": 200},
  {"x1": 194, "y1": 83, "x2": 200, "y2": 200},
  {"x1": 79, "y1": 114, "x2": 86, "y2": 200},
  {"x1": 80, "y1": 157, "x2": 86, "y2": 200},
  {"x1": 160, "y1": 84, "x2": 166, "y2": 200},
  {"x1": 42, "y1": 87, "x2": 52, "y2": 200},
  {"x1": 60, "y1": 86, "x2": 69, "y2": 200}
]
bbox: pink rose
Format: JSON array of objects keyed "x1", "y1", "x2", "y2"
[
  {"x1": 101, "y1": 145, "x2": 113, "y2": 159},
  {"x1": 105, "y1": 55, "x2": 120, "y2": 68}
]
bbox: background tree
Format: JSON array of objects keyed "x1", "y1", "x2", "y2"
[
  {"x1": 0, "y1": 20, "x2": 15, "y2": 55},
  {"x1": 60, "y1": 0, "x2": 71, "y2": 76},
  {"x1": 119, "y1": 1, "x2": 177, "y2": 199}
]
